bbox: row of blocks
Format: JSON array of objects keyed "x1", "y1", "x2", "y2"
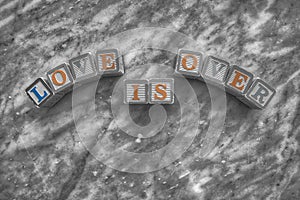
[
  {"x1": 26, "y1": 49, "x2": 124, "y2": 108},
  {"x1": 124, "y1": 79, "x2": 174, "y2": 104},
  {"x1": 174, "y1": 49, "x2": 276, "y2": 109},
  {"x1": 25, "y1": 49, "x2": 276, "y2": 109}
]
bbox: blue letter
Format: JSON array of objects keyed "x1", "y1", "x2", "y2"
[{"x1": 29, "y1": 86, "x2": 48, "y2": 103}]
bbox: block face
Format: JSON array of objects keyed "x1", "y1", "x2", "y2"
[
  {"x1": 46, "y1": 63, "x2": 74, "y2": 93},
  {"x1": 69, "y1": 52, "x2": 97, "y2": 83},
  {"x1": 149, "y1": 78, "x2": 174, "y2": 104},
  {"x1": 96, "y1": 49, "x2": 124, "y2": 77},
  {"x1": 25, "y1": 78, "x2": 53, "y2": 107},
  {"x1": 202, "y1": 56, "x2": 230, "y2": 85},
  {"x1": 175, "y1": 49, "x2": 203, "y2": 78},
  {"x1": 124, "y1": 80, "x2": 148, "y2": 104},
  {"x1": 245, "y1": 79, "x2": 276, "y2": 109},
  {"x1": 225, "y1": 65, "x2": 254, "y2": 96}
]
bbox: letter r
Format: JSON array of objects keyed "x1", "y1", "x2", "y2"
[{"x1": 250, "y1": 84, "x2": 270, "y2": 104}]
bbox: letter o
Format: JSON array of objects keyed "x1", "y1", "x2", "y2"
[
  {"x1": 182, "y1": 54, "x2": 197, "y2": 70},
  {"x1": 51, "y1": 69, "x2": 67, "y2": 86}
]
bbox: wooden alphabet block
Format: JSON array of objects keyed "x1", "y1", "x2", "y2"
[
  {"x1": 124, "y1": 80, "x2": 148, "y2": 104},
  {"x1": 225, "y1": 65, "x2": 254, "y2": 96},
  {"x1": 202, "y1": 55, "x2": 230, "y2": 87},
  {"x1": 25, "y1": 78, "x2": 62, "y2": 108},
  {"x1": 242, "y1": 78, "x2": 276, "y2": 109},
  {"x1": 175, "y1": 49, "x2": 204, "y2": 79},
  {"x1": 46, "y1": 63, "x2": 74, "y2": 95},
  {"x1": 69, "y1": 52, "x2": 98, "y2": 85},
  {"x1": 149, "y1": 78, "x2": 174, "y2": 104},
  {"x1": 96, "y1": 49, "x2": 124, "y2": 77}
]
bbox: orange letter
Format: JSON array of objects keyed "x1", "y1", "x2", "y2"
[
  {"x1": 182, "y1": 54, "x2": 197, "y2": 70},
  {"x1": 51, "y1": 69, "x2": 67, "y2": 86},
  {"x1": 229, "y1": 71, "x2": 249, "y2": 91},
  {"x1": 154, "y1": 84, "x2": 167, "y2": 100},
  {"x1": 132, "y1": 85, "x2": 140, "y2": 100},
  {"x1": 101, "y1": 54, "x2": 115, "y2": 70}
]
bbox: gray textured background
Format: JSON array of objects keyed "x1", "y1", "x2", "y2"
[{"x1": 0, "y1": 0, "x2": 300, "y2": 199}]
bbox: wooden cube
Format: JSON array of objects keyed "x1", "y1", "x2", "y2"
[
  {"x1": 96, "y1": 49, "x2": 124, "y2": 77},
  {"x1": 241, "y1": 78, "x2": 276, "y2": 109},
  {"x1": 124, "y1": 80, "x2": 148, "y2": 104},
  {"x1": 202, "y1": 55, "x2": 230, "y2": 87},
  {"x1": 46, "y1": 63, "x2": 74, "y2": 95},
  {"x1": 25, "y1": 78, "x2": 62, "y2": 108},
  {"x1": 149, "y1": 78, "x2": 174, "y2": 104},
  {"x1": 69, "y1": 52, "x2": 98, "y2": 85},
  {"x1": 225, "y1": 65, "x2": 254, "y2": 97},
  {"x1": 175, "y1": 49, "x2": 204, "y2": 80}
]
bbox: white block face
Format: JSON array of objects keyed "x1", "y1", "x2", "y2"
[
  {"x1": 47, "y1": 64, "x2": 73, "y2": 92},
  {"x1": 96, "y1": 49, "x2": 124, "y2": 77},
  {"x1": 246, "y1": 79, "x2": 276, "y2": 108},
  {"x1": 69, "y1": 53, "x2": 97, "y2": 81},
  {"x1": 98, "y1": 53, "x2": 117, "y2": 71},
  {"x1": 175, "y1": 49, "x2": 203, "y2": 77},
  {"x1": 149, "y1": 79, "x2": 174, "y2": 104},
  {"x1": 179, "y1": 53, "x2": 201, "y2": 73},
  {"x1": 203, "y1": 56, "x2": 230, "y2": 83},
  {"x1": 26, "y1": 78, "x2": 53, "y2": 106},
  {"x1": 97, "y1": 49, "x2": 118, "y2": 72},
  {"x1": 124, "y1": 80, "x2": 148, "y2": 104}
]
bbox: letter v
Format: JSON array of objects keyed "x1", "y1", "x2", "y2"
[
  {"x1": 73, "y1": 58, "x2": 88, "y2": 73},
  {"x1": 211, "y1": 60, "x2": 226, "y2": 76}
]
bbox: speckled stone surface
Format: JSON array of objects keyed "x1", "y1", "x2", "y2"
[{"x1": 0, "y1": 0, "x2": 300, "y2": 200}]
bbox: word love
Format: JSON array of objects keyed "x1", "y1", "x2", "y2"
[
  {"x1": 25, "y1": 49, "x2": 276, "y2": 109},
  {"x1": 26, "y1": 49, "x2": 124, "y2": 108}
]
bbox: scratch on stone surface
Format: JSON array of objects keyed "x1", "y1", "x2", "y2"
[
  {"x1": 247, "y1": 0, "x2": 276, "y2": 37},
  {"x1": 276, "y1": 68, "x2": 300, "y2": 91},
  {"x1": 262, "y1": 46, "x2": 296, "y2": 58},
  {"x1": 21, "y1": 0, "x2": 43, "y2": 13},
  {"x1": 244, "y1": 41, "x2": 264, "y2": 55},
  {"x1": 0, "y1": 14, "x2": 14, "y2": 29},
  {"x1": 89, "y1": 3, "x2": 121, "y2": 29},
  {"x1": 0, "y1": 0, "x2": 18, "y2": 13},
  {"x1": 57, "y1": 151, "x2": 90, "y2": 200},
  {"x1": 213, "y1": 0, "x2": 232, "y2": 11},
  {"x1": 0, "y1": 0, "x2": 6, "y2": 5},
  {"x1": 275, "y1": 163, "x2": 299, "y2": 200}
]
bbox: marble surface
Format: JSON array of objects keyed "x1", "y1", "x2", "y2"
[{"x1": 0, "y1": 0, "x2": 300, "y2": 199}]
